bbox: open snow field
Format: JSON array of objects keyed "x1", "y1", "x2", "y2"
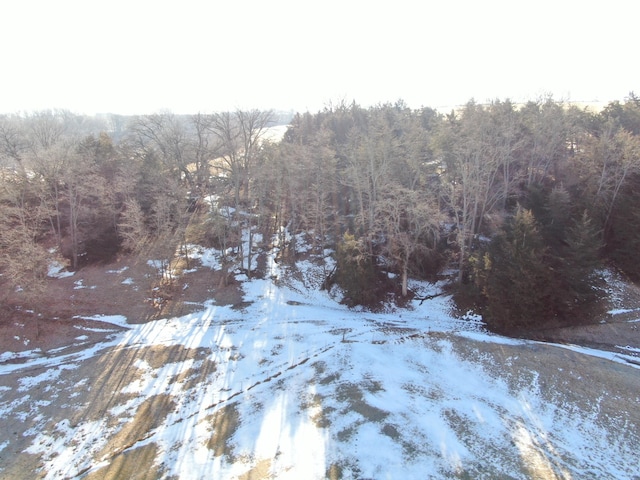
[{"x1": 1, "y1": 249, "x2": 639, "y2": 479}]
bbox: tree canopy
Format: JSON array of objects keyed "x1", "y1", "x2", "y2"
[{"x1": 2, "y1": 96, "x2": 640, "y2": 333}]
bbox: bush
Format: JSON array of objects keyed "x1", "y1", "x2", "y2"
[{"x1": 334, "y1": 233, "x2": 381, "y2": 307}]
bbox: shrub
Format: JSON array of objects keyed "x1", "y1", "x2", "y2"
[{"x1": 334, "y1": 233, "x2": 380, "y2": 306}]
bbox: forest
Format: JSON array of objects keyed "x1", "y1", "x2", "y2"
[{"x1": 1, "y1": 95, "x2": 640, "y2": 334}]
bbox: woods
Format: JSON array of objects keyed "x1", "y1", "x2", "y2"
[{"x1": 2, "y1": 96, "x2": 640, "y2": 333}]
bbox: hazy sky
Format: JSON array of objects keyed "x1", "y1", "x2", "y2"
[{"x1": 1, "y1": 0, "x2": 637, "y2": 115}]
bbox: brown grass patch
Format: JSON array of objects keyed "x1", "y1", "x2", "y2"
[
  {"x1": 205, "y1": 403, "x2": 240, "y2": 459},
  {"x1": 83, "y1": 443, "x2": 170, "y2": 480},
  {"x1": 237, "y1": 458, "x2": 272, "y2": 480},
  {"x1": 97, "y1": 393, "x2": 176, "y2": 462}
]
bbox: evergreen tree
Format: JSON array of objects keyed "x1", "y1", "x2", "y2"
[
  {"x1": 545, "y1": 185, "x2": 572, "y2": 246},
  {"x1": 607, "y1": 174, "x2": 640, "y2": 280},
  {"x1": 334, "y1": 233, "x2": 379, "y2": 306},
  {"x1": 561, "y1": 211, "x2": 603, "y2": 312},
  {"x1": 476, "y1": 209, "x2": 554, "y2": 331}
]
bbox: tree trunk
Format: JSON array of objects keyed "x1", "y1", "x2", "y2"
[
  {"x1": 247, "y1": 225, "x2": 253, "y2": 279},
  {"x1": 401, "y1": 261, "x2": 409, "y2": 297}
]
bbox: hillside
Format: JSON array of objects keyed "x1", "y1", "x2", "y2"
[{"x1": 0, "y1": 239, "x2": 639, "y2": 479}]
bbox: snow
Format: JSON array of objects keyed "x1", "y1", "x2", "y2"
[
  {"x1": 18, "y1": 364, "x2": 77, "y2": 392},
  {"x1": 1, "y1": 243, "x2": 639, "y2": 479},
  {"x1": 608, "y1": 308, "x2": 635, "y2": 315},
  {"x1": 552, "y1": 343, "x2": 640, "y2": 369},
  {"x1": 74, "y1": 314, "x2": 130, "y2": 329},
  {"x1": 106, "y1": 266, "x2": 129, "y2": 274},
  {"x1": 263, "y1": 124, "x2": 288, "y2": 143},
  {"x1": 617, "y1": 345, "x2": 640, "y2": 354},
  {"x1": 186, "y1": 244, "x2": 222, "y2": 270},
  {"x1": 0, "y1": 348, "x2": 43, "y2": 364},
  {"x1": 456, "y1": 330, "x2": 530, "y2": 346},
  {"x1": 47, "y1": 261, "x2": 74, "y2": 279},
  {"x1": 73, "y1": 279, "x2": 96, "y2": 290}
]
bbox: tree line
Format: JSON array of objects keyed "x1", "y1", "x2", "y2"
[{"x1": 1, "y1": 95, "x2": 639, "y2": 332}]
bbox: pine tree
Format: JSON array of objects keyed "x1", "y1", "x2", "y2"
[
  {"x1": 606, "y1": 174, "x2": 640, "y2": 280},
  {"x1": 545, "y1": 185, "x2": 572, "y2": 246},
  {"x1": 479, "y1": 209, "x2": 554, "y2": 331},
  {"x1": 334, "y1": 233, "x2": 378, "y2": 306},
  {"x1": 562, "y1": 211, "x2": 603, "y2": 310}
]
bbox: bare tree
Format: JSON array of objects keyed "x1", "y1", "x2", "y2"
[
  {"x1": 208, "y1": 109, "x2": 274, "y2": 209},
  {"x1": 190, "y1": 113, "x2": 219, "y2": 192},
  {"x1": 575, "y1": 124, "x2": 640, "y2": 235},
  {"x1": 0, "y1": 115, "x2": 30, "y2": 174},
  {"x1": 208, "y1": 204, "x2": 238, "y2": 287},
  {"x1": 376, "y1": 185, "x2": 442, "y2": 296},
  {"x1": 128, "y1": 112, "x2": 197, "y2": 190},
  {"x1": 118, "y1": 198, "x2": 149, "y2": 253},
  {"x1": 26, "y1": 110, "x2": 67, "y2": 150},
  {"x1": 340, "y1": 114, "x2": 396, "y2": 246},
  {"x1": 435, "y1": 101, "x2": 521, "y2": 283},
  {"x1": 0, "y1": 171, "x2": 59, "y2": 335},
  {"x1": 62, "y1": 148, "x2": 113, "y2": 269},
  {"x1": 519, "y1": 98, "x2": 571, "y2": 187}
]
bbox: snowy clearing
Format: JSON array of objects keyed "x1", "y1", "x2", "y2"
[{"x1": 1, "y1": 250, "x2": 639, "y2": 479}]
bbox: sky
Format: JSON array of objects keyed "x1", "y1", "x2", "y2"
[{"x1": 0, "y1": 0, "x2": 637, "y2": 115}]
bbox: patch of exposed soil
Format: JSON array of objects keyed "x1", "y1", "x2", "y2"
[
  {"x1": 237, "y1": 459, "x2": 272, "y2": 480},
  {"x1": 0, "y1": 256, "x2": 155, "y2": 356},
  {"x1": 96, "y1": 393, "x2": 176, "y2": 462},
  {"x1": 206, "y1": 403, "x2": 240, "y2": 459},
  {"x1": 83, "y1": 443, "x2": 170, "y2": 480},
  {"x1": 0, "y1": 314, "x2": 127, "y2": 360},
  {"x1": 0, "y1": 255, "x2": 245, "y2": 358}
]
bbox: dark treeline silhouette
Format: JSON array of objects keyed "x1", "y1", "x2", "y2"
[{"x1": 1, "y1": 96, "x2": 639, "y2": 332}]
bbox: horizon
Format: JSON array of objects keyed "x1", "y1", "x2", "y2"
[
  {"x1": 0, "y1": 98, "x2": 617, "y2": 120},
  {"x1": 1, "y1": 0, "x2": 637, "y2": 116}
]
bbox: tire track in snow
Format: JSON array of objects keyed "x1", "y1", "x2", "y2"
[
  {"x1": 89, "y1": 341, "x2": 341, "y2": 472},
  {"x1": 203, "y1": 342, "x2": 337, "y2": 412}
]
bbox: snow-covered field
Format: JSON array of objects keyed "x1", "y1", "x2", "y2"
[{"x1": 1, "y1": 246, "x2": 639, "y2": 479}]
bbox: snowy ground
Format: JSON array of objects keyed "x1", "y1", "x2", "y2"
[{"x1": 1, "y1": 246, "x2": 639, "y2": 479}]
